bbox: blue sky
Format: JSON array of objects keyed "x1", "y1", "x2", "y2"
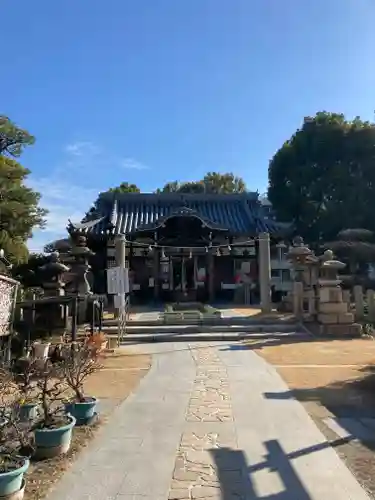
[{"x1": 1, "y1": 0, "x2": 375, "y2": 251}]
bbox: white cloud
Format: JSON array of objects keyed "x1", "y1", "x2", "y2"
[
  {"x1": 27, "y1": 141, "x2": 149, "y2": 252},
  {"x1": 121, "y1": 157, "x2": 149, "y2": 170},
  {"x1": 65, "y1": 141, "x2": 99, "y2": 157},
  {"x1": 27, "y1": 142, "x2": 103, "y2": 251},
  {"x1": 27, "y1": 176, "x2": 99, "y2": 251}
]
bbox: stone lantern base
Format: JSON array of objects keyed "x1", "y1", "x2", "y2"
[{"x1": 317, "y1": 283, "x2": 361, "y2": 336}]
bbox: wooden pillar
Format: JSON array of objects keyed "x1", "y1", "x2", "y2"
[
  {"x1": 153, "y1": 248, "x2": 160, "y2": 301},
  {"x1": 208, "y1": 251, "x2": 215, "y2": 303},
  {"x1": 258, "y1": 232, "x2": 272, "y2": 313}
]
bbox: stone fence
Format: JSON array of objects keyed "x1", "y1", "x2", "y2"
[{"x1": 351, "y1": 285, "x2": 375, "y2": 323}]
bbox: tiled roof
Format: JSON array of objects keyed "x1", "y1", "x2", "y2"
[{"x1": 86, "y1": 192, "x2": 288, "y2": 236}]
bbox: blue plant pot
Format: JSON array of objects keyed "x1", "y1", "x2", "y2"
[
  {"x1": 65, "y1": 398, "x2": 98, "y2": 425},
  {"x1": 34, "y1": 415, "x2": 76, "y2": 459},
  {"x1": 19, "y1": 403, "x2": 38, "y2": 422},
  {"x1": 0, "y1": 457, "x2": 29, "y2": 496}
]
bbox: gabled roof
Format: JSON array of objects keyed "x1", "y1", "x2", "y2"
[{"x1": 81, "y1": 192, "x2": 289, "y2": 236}]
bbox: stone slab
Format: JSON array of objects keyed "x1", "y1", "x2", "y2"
[
  {"x1": 218, "y1": 346, "x2": 370, "y2": 499},
  {"x1": 324, "y1": 417, "x2": 375, "y2": 442},
  {"x1": 319, "y1": 302, "x2": 348, "y2": 314},
  {"x1": 46, "y1": 342, "x2": 196, "y2": 500},
  {"x1": 317, "y1": 313, "x2": 338, "y2": 324}
]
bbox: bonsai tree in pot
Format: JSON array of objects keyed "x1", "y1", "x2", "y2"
[
  {"x1": 0, "y1": 366, "x2": 30, "y2": 499},
  {"x1": 32, "y1": 359, "x2": 75, "y2": 459},
  {"x1": 62, "y1": 343, "x2": 101, "y2": 425},
  {"x1": 13, "y1": 357, "x2": 39, "y2": 422}
]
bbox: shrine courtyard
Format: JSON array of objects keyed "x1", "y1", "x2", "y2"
[{"x1": 36, "y1": 333, "x2": 375, "y2": 500}]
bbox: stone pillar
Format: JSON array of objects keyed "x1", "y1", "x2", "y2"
[
  {"x1": 367, "y1": 289, "x2": 375, "y2": 323},
  {"x1": 114, "y1": 235, "x2": 126, "y2": 318},
  {"x1": 292, "y1": 281, "x2": 303, "y2": 318},
  {"x1": 115, "y1": 235, "x2": 126, "y2": 269},
  {"x1": 258, "y1": 233, "x2": 271, "y2": 313},
  {"x1": 153, "y1": 249, "x2": 160, "y2": 301},
  {"x1": 342, "y1": 290, "x2": 351, "y2": 304},
  {"x1": 208, "y1": 252, "x2": 214, "y2": 303},
  {"x1": 353, "y1": 285, "x2": 364, "y2": 320}
]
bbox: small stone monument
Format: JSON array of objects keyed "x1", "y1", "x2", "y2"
[
  {"x1": 282, "y1": 237, "x2": 318, "y2": 318},
  {"x1": 35, "y1": 252, "x2": 70, "y2": 333},
  {"x1": 67, "y1": 225, "x2": 96, "y2": 323},
  {"x1": 38, "y1": 252, "x2": 70, "y2": 297},
  {"x1": 317, "y1": 249, "x2": 361, "y2": 336},
  {"x1": 69, "y1": 233, "x2": 94, "y2": 295}
]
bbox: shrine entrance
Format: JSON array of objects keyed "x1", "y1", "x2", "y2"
[
  {"x1": 126, "y1": 207, "x2": 234, "y2": 303},
  {"x1": 171, "y1": 255, "x2": 196, "y2": 302}
]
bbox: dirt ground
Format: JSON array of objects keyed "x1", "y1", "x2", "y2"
[
  {"x1": 24, "y1": 348, "x2": 151, "y2": 500},
  {"x1": 246, "y1": 336, "x2": 375, "y2": 498}
]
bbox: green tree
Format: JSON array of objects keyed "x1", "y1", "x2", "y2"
[
  {"x1": 11, "y1": 252, "x2": 48, "y2": 287},
  {"x1": 85, "y1": 182, "x2": 141, "y2": 221},
  {"x1": 324, "y1": 229, "x2": 375, "y2": 274},
  {"x1": 0, "y1": 121, "x2": 47, "y2": 265},
  {"x1": 107, "y1": 182, "x2": 140, "y2": 194},
  {"x1": 0, "y1": 116, "x2": 35, "y2": 157},
  {"x1": 158, "y1": 172, "x2": 247, "y2": 194},
  {"x1": 268, "y1": 112, "x2": 375, "y2": 243}
]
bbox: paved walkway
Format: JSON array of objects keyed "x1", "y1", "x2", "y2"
[{"x1": 48, "y1": 342, "x2": 370, "y2": 500}]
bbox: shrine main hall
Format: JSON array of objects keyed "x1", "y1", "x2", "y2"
[{"x1": 75, "y1": 192, "x2": 290, "y2": 309}]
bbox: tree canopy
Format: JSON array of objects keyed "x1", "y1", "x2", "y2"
[
  {"x1": 268, "y1": 112, "x2": 375, "y2": 244},
  {"x1": 84, "y1": 182, "x2": 141, "y2": 222},
  {"x1": 0, "y1": 116, "x2": 35, "y2": 157},
  {"x1": 157, "y1": 172, "x2": 247, "y2": 194},
  {"x1": 107, "y1": 182, "x2": 140, "y2": 194},
  {"x1": 0, "y1": 117, "x2": 47, "y2": 265}
]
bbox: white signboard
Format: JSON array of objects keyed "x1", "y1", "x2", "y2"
[{"x1": 107, "y1": 267, "x2": 129, "y2": 295}]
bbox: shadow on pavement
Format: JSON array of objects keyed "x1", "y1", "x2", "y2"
[
  {"x1": 210, "y1": 440, "x2": 312, "y2": 499},
  {"x1": 264, "y1": 381, "x2": 375, "y2": 452}
]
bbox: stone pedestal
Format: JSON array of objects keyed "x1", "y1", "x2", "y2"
[
  {"x1": 315, "y1": 250, "x2": 361, "y2": 336},
  {"x1": 316, "y1": 281, "x2": 361, "y2": 336}
]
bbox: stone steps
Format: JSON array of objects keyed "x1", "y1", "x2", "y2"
[
  {"x1": 101, "y1": 322, "x2": 301, "y2": 335},
  {"x1": 102, "y1": 316, "x2": 297, "y2": 328},
  {"x1": 119, "y1": 330, "x2": 304, "y2": 343}
]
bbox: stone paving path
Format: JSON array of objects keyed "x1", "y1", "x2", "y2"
[{"x1": 47, "y1": 342, "x2": 370, "y2": 500}]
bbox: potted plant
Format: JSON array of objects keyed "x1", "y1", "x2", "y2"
[
  {"x1": 32, "y1": 341, "x2": 50, "y2": 360},
  {"x1": 32, "y1": 360, "x2": 76, "y2": 459},
  {"x1": 62, "y1": 344, "x2": 101, "y2": 425},
  {"x1": 13, "y1": 358, "x2": 39, "y2": 422},
  {"x1": 0, "y1": 367, "x2": 30, "y2": 499}
]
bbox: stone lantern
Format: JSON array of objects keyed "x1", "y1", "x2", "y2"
[
  {"x1": 319, "y1": 249, "x2": 346, "y2": 285},
  {"x1": 316, "y1": 249, "x2": 360, "y2": 336},
  {"x1": 282, "y1": 237, "x2": 319, "y2": 317},
  {"x1": 68, "y1": 232, "x2": 95, "y2": 296},
  {"x1": 38, "y1": 252, "x2": 70, "y2": 297},
  {"x1": 287, "y1": 236, "x2": 317, "y2": 283}
]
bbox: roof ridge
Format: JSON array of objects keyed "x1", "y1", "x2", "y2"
[{"x1": 106, "y1": 192, "x2": 259, "y2": 202}]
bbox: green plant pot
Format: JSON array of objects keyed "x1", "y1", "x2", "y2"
[
  {"x1": 34, "y1": 415, "x2": 76, "y2": 459},
  {"x1": 0, "y1": 457, "x2": 29, "y2": 497},
  {"x1": 65, "y1": 398, "x2": 98, "y2": 426},
  {"x1": 19, "y1": 403, "x2": 38, "y2": 422}
]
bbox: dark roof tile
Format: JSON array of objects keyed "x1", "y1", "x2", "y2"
[{"x1": 87, "y1": 192, "x2": 288, "y2": 236}]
